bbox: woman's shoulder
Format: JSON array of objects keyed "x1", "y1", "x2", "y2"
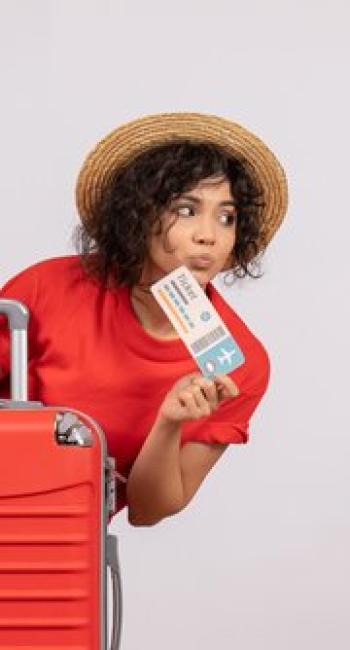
[
  {"x1": 20, "y1": 255, "x2": 85, "y2": 280},
  {"x1": 0, "y1": 255, "x2": 102, "y2": 317},
  {"x1": 2, "y1": 255, "x2": 92, "y2": 292}
]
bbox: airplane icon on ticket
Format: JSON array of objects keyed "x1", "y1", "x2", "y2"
[{"x1": 217, "y1": 347, "x2": 237, "y2": 365}]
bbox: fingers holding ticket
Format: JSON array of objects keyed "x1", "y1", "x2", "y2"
[{"x1": 158, "y1": 372, "x2": 239, "y2": 424}]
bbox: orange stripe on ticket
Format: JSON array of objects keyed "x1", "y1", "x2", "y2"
[{"x1": 157, "y1": 289, "x2": 189, "y2": 334}]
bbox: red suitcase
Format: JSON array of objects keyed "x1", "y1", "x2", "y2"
[{"x1": 0, "y1": 299, "x2": 122, "y2": 649}]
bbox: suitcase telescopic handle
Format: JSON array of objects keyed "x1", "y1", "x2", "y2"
[{"x1": 0, "y1": 299, "x2": 29, "y2": 401}]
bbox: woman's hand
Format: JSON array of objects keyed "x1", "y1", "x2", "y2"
[{"x1": 158, "y1": 373, "x2": 239, "y2": 424}]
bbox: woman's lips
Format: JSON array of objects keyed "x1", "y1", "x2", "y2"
[{"x1": 187, "y1": 255, "x2": 214, "y2": 269}]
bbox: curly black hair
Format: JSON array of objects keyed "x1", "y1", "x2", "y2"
[{"x1": 75, "y1": 140, "x2": 266, "y2": 287}]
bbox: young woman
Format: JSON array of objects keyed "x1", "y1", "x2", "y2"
[{"x1": 0, "y1": 112, "x2": 288, "y2": 526}]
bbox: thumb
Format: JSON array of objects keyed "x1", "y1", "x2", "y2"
[{"x1": 214, "y1": 375, "x2": 240, "y2": 399}]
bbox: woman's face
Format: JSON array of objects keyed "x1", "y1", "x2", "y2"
[{"x1": 141, "y1": 175, "x2": 237, "y2": 288}]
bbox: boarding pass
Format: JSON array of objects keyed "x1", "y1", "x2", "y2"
[{"x1": 151, "y1": 266, "x2": 245, "y2": 378}]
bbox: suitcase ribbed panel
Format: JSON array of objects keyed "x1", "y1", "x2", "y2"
[{"x1": 0, "y1": 409, "x2": 103, "y2": 649}]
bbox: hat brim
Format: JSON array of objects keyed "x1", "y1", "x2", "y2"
[{"x1": 76, "y1": 112, "x2": 288, "y2": 253}]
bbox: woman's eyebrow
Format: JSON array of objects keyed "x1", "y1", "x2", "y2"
[
  {"x1": 219, "y1": 200, "x2": 237, "y2": 207},
  {"x1": 179, "y1": 194, "x2": 236, "y2": 207},
  {"x1": 176, "y1": 194, "x2": 200, "y2": 204}
]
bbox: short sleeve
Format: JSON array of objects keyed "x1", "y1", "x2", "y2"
[
  {"x1": 0, "y1": 264, "x2": 40, "y2": 383},
  {"x1": 181, "y1": 343, "x2": 270, "y2": 446}
]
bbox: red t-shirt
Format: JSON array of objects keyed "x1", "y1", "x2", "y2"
[{"x1": 0, "y1": 256, "x2": 270, "y2": 512}]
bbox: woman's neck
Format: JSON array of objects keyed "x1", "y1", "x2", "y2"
[{"x1": 130, "y1": 285, "x2": 179, "y2": 340}]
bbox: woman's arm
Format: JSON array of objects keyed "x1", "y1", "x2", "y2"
[{"x1": 126, "y1": 373, "x2": 238, "y2": 526}]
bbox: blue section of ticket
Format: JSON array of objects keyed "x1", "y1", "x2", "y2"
[
  {"x1": 151, "y1": 265, "x2": 245, "y2": 378},
  {"x1": 195, "y1": 335, "x2": 245, "y2": 379}
]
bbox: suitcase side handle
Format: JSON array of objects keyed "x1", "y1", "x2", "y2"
[
  {"x1": 107, "y1": 533, "x2": 123, "y2": 650},
  {"x1": 0, "y1": 298, "x2": 29, "y2": 401}
]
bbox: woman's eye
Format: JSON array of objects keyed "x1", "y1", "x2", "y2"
[
  {"x1": 175, "y1": 205, "x2": 194, "y2": 217},
  {"x1": 219, "y1": 213, "x2": 236, "y2": 226}
]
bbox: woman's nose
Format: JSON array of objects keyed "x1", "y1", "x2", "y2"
[{"x1": 192, "y1": 216, "x2": 216, "y2": 244}]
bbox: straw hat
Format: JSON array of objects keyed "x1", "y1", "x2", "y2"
[{"x1": 76, "y1": 112, "x2": 288, "y2": 251}]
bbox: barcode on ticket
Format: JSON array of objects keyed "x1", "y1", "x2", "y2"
[{"x1": 190, "y1": 326, "x2": 226, "y2": 355}]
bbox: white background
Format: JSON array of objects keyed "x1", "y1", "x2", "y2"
[{"x1": 1, "y1": 1, "x2": 349, "y2": 648}]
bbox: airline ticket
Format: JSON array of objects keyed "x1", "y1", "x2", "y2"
[{"x1": 151, "y1": 266, "x2": 245, "y2": 378}]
